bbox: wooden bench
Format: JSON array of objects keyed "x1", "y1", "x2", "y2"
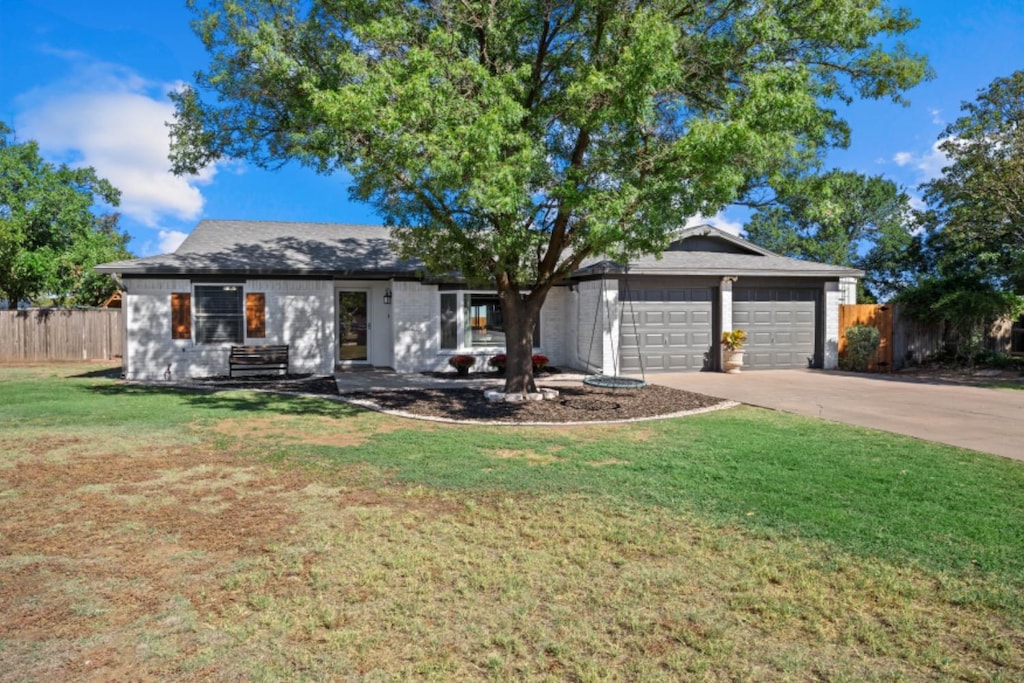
[{"x1": 229, "y1": 345, "x2": 289, "y2": 377}]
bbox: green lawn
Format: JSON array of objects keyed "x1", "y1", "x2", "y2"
[{"x1": 2, "y1": 364, "x2": 1023, "y2": 681}]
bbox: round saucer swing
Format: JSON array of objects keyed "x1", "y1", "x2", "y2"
[{"x1": 579, "y1": 266, "x2": 647, "y2": 390}]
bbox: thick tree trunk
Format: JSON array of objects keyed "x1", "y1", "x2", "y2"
[{"x1": 497, "y1": 285, "x2": 545, "y2": 396}]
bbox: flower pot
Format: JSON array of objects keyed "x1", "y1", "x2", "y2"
[{"x1": 724, "y1": 349, "x2": 745, "y2": 374}]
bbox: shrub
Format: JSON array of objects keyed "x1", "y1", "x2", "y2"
[
  {"x1": 971, "y1": 349, "x2": 1024, "y2": 371},
  {"x1": 447, "y1": 354, "x2": 476, "y2": 371},
  {"x1": 531, "y1": 354, "x2": 549, "y2": 371},
  {"x1": 840, "y1": 325, "x2": 881, "y2": 372}
]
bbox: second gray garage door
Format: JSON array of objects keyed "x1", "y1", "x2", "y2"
[
  {"x1": 733, "y1": 288, "x2": 818, "y2": 369},
  {"x1": 620, "y1": 287, "x2": 714, "y2": 372}
]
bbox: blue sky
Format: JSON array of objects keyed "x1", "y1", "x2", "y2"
[{"x1": 2, "y1": 1, "x2": 1022, "y2": 257}]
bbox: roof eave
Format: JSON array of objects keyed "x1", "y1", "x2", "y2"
[
  {"x1": 102, "y1": 266, "x2": 422, "y2": 279},
  {"x1": 622, "y1": 267, "x2": 864, "y2": 278}
]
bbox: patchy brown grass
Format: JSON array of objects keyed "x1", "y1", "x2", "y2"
[
  {"x1": 486, "y1": 447, "x2": 563, "y2": 466},
  {"x1": 1, "y1": 365, "x2": 1022, "y2": 681},
  {"x1": 3, "y1": 430, "x2": 1021, "y2": 682}
]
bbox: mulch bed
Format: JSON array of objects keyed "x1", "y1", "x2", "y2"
[
  {"x1": 188, "y1": 373, "x2": 728, "y2": 423},
  {"x1": 344, "y1": 384, "x2": 725, "y2": 423}
]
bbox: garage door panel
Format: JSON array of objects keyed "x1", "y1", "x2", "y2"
[
  {"x1": 749, "y1": 351, "x2": 773, "y2": 366},
  {"x1": 620, "y1": 356, "x2": 642, "y2": 371},
  {"x1": 620, "y1": 287, "x2": 714, "y2": 373},
  {"x1": 772, "y1": 351, "x2": 811, "y2": 367},
  {"x1": 644, "y1": 311, "x2": 664, "y2": 325},
  {"x1": 643, "y1": 332, "x2": 665, "y2": 345},
  {"x1": 733, "y1": 289, "x2": 818, "y2": 369},
  {"x1": 795, "y1": 310, "x2": 814, "y2": 324},
  {"x1": 643, "y1": 356, "x2": 666, "y2": 370},
  {"x1": 666, "y1": 332, "x2": 689, "y2": 346},
  {"x1": 667, "y1": 311, "x2": 689, "y2": 325}
]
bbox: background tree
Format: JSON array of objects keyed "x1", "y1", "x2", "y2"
[
  {"x1": 918, "y1": 71, "x2": 1024, "y2": 292},
  {"x1": 50, "y1": 213, "x2": 133, "y2": 307},
  {"x1": 0, "y1": 123, "x2": 129, "y2": 309},
  {"x1": 891, "y1": 72, "x2": 1024, "y2": 361},
  {"x1": 744, "y1": 170, "x2": 919, "y2": 300},
  {"x1": 171, "y1": 0, "x2": 930, "y2": 394}
]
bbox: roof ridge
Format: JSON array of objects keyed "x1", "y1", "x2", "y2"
[{"x1": 198, "y1": 218, "x2": 388, "y2": 229}]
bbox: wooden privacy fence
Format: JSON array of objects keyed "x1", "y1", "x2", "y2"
[
  {"x1": 0, "y1": 309, "x2": 123, "y2": 362},
  {"x1": 838, "y1": 304, "x2": 894, "y2": 372},
  {"x1": 839, "y1": 303, "x2": 949, "y2": 371}
]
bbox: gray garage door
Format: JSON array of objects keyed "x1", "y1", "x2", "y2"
[
  {"x1": 620, "y1": 287, "x2": 714, "y2": 372},
  {"x1": 733, "y1": 288, "x2": 818, "y2": 369}
]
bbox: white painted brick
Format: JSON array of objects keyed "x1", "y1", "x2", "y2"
[{"x1": 824, "y1": 282, "x2": 841, "y2": 369}]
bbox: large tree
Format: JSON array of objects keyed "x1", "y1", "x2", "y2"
[
  {"x1": 744, "y1": 170, "x2": 919, "y2": 300},
  {"x1": 919, "y1": 71, "x2": 1024, "y2": 292},
  {"x1": 0, "y1": 123, "x2": 129, "y2": 309},
  {"x1": 170, "y1": 0, "x2": 929, "y2": 393}
]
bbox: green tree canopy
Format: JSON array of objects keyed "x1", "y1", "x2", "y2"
[
  {"x1": 171, "y1": 0, "x2": 930, "y2": 392},
  {"x1": 744, "y1": 170, "x2": 920, "y2": 301},
  {"x1": 919, "y1": 71, "x2": 1024, "y2": 292},
  {"x1": 0, "y1": 123, "x2": 130, "y2": 308}
]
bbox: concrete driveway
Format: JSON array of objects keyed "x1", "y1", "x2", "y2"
[{"x1": 650, "y1": 370, "x2": 1024, "y2": 462}]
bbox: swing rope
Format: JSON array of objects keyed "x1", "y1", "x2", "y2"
[{"x1": 580, "y1": 263, "x2": 646, "y2": 390}]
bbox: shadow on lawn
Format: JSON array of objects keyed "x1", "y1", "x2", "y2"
[
  {"x1": 87, "y1": 381, "x2": 366, "y2": 419},
  {"x1": 69, "y1": 366, "x2": 124, "y2": 380}
]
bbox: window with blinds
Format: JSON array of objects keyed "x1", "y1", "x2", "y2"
[{"x1": 194, "y1": 285, "x2": 244, "y2": 344}]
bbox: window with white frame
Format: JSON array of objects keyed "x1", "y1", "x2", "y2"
[
  {"x1": 440, "y1": 291, "x2": 539, "y2": 350},
  {"x1": 194, "y1": 285, "x2": 244, "y2": 344}
]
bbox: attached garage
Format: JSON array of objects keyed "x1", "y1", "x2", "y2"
[
  {"x1": 733, "y1": 288, "x2": 819, "y2": 369},
  {"x1": 619, "y1": 286, "x2": 714, "y2": 372},
  {"x1": 571, "y1": 225, "x2": 861, "y2": 375}
]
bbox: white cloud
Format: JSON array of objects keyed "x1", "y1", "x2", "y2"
[
  {"x1": 891, "y1": 138, "x2": 952, "y2": 182},
  {"x1": 893, "y1": 151, "x2": 915, "y2": 167},
  {"x1": 158, "y1": 229, "x2": 189, "y2": 253},
  {"x1": 685, "y1": 212, "x2": 743, "y2": 236},
  {"x1": 929, "y1": 108, "x2": 944, "y2": 125},
  {"x1": 13, "y1": 56, "x2": 215, "y2": 227}
]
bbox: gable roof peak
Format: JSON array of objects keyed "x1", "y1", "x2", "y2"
[{"x1": 671, "y1": 224, "x2": 778, "y2": 257}]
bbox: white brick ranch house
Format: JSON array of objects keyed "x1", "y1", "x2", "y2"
[{"x1": 95, "y1": 220, "x2": 860, "y2": 381}]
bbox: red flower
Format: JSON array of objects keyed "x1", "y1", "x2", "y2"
[{"x1": 447, "y1": 354, "x2": 476, "y2": 370}]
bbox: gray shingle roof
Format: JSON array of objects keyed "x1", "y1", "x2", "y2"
[
  {"x1": 96, "y1": 220, "x2": 862, "y2": 280},
  {"x1": 575, "y1": 225, "x2": 864, "y2": 279},
  {"x1": 95, "y1": 220, "x2": 422, "y2": 277}
]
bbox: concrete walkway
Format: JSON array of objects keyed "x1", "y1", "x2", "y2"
[{"x1": 649, "y1": 369, "x2": 1024, "y2": 462}]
